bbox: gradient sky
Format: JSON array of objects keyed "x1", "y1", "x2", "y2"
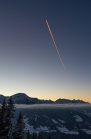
[{"x1": 0, "y1": 0, "x2": 91, "y2": 103}]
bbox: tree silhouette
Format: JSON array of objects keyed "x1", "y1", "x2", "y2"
[
  {"x1": 32, "y1": 133, "x2": 37, "y2": 139},
  {"x1": 13, "y1": 112, "x2": 25, "y2": 139},
  {"x1": 0, "y1": 98, "x2": 7, "y2": 138},
  {"x1": 26, "y1": 130, "x2": 31, "y2": 139},
  {"x1": 6, "y1": 96, "x2": 16, "y2": 138}
]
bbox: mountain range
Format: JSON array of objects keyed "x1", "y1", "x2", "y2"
[{"x1": 0, "y1": 93, "x2": 89, "y2": 104}]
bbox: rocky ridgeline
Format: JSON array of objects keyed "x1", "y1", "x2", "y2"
[{"x1": 0, "y1": 93, "x2": 89, "y2": 104}]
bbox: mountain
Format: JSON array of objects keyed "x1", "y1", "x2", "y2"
[
  {"x1": 0, "y1": 95, "x2": 9, "y2": 103},
  {"x1": 0, "y1": 93, "x2": 89, "y2": 104},
  {"x1": 12, "y1": 93, "x2": 40, "y2": 104},
  {"x1": 55, "y1": 98, "x2": 88, "y2": 104}
]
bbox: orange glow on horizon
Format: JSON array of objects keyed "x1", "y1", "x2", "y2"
[{"x1": 45, "y1": 19, "x2": 66, "y2": 71}]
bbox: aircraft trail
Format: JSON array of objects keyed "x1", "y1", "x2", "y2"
[{"x1": 45, "y1": 20, "x2": 66, "y2": 71}]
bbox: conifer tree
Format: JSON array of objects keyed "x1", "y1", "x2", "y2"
[
  {"x1": 13, "y1": 112, "x2": 25, "y2": 139},
  {"x1": 26, "y1": 130, "x2": 31, "y2": 139},
  {"x1": 37, "y1": 132, "x2": 43, "y2": 139},
  {"x1": 47, "y1": 136, "x2": 51, "y2": 139},
  {"x1": 0, "y1": 98, "x2": 7, "y2": 138},
  {"x1": 6, "y1": 96, "x2": 16, "y2": 138},
  {"x1": 37, "y1": 132, "x2": 41, "y2": 139},
  {"x1": 32, "y1": 133, "x2": 36, "y2": 139}
]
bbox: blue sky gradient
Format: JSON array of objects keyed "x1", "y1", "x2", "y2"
[{"x1": 0, "y1": 0, "x2": 91, "y2": 102}]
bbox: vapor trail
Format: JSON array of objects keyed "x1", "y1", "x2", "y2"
[{"x1": 45, "y1": 20, "x2": 66, "y2": 71}]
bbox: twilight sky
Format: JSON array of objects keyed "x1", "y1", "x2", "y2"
[{"x1": 0, "y1": 0, "x2": 91, "y2": 103}]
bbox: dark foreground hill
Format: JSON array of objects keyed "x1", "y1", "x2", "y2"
[{"x1": 15, "y1": 103, "x2": 91, "y2": 139}]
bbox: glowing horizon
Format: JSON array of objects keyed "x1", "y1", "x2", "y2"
[{"x1": 1, "y1": 91, "x2": 91, "y2": 104}]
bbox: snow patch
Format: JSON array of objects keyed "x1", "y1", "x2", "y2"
[
  {"x1": 58, "y1": 119, "x2": 65, "y2": 123},
  {"x1": 24, "y1": 118, "x2": 34, "y2": 134},
  {"x1": 36, "y1": 126, "x2": 56, "y2": 133},
  {"x1": 35, "y1": 117, "x2": 37, "y2": 121},
  {"x1": 44, "y1": 115, "x2": 48, "y2": 118},
  {"x1": 85, "y1": 122, "x2": 90, "y2": 125},
  {"x1": 52, "y1": 119, "x2": 58, "y2": 124},
  {"x1": 24, "y1": 118, "x2": 57, "y2": 134},
  {"x1": 74, "y1": 126, "x2": 77, "y2": 129},
  {"x1": 81, "y1": 129, "x2": 91, "y2": 134},
  {"x1": 35, "y1": 114, "x2": 37, "y2": 121},
  {"x1": 74, "y1": 115, "x2": 83, "y2": 122},
  {"x1": 57, "y1": 126, "x2": 79, "y2": 135},
  {"x1": 85, "y1": 113, "x2": 91, "y2": 117}
]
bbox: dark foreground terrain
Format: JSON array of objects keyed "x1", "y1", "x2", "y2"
[{"x1": 14, "y1": 104, "x2": 91, "y2": 139}]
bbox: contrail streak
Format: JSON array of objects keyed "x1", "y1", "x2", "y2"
[{"x1": 45, "y1": 19, "x2": 66, "y2": 71}]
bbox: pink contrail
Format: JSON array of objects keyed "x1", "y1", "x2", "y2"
[{"x1": 45, "y1": 19, "x2": 66, "y2": 71}]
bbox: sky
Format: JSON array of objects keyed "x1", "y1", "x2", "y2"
[{"x1": 0, "y1": 0, "x2": 91, "y2": 103}]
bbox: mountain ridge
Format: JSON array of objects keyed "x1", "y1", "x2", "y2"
[{"x1": 0, "y1": 93, "x2": 89, "y2": 104}]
